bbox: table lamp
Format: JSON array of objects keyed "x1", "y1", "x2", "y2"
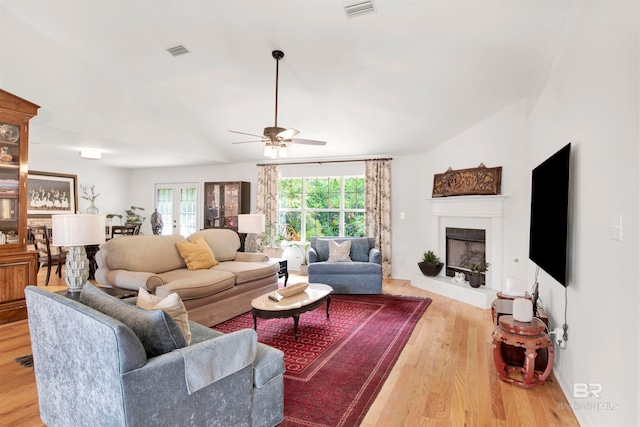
[
  {"x1": 238, "y1": 213, "x2": 265, "y2": 253},
  {"x1": 52, "y1": 214, "x2": 106, "y2": 292}
]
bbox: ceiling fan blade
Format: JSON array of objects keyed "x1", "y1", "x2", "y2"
[
  {"x1": 289, "y1": 138, "x2": 327, "y2": 146},
  {"x1": 276, "y1": 128, "x2": 299, "y2": 139},
  {"x1": 229, "y1": 130, "x2": 265, "y2": 138},
  {"x1": 232, "y1": 140, "x2": 265, "y2": 144}
]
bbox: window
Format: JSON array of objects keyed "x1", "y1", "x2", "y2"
[{"x1": 278, "y1": 176, "x2": 365, "y2": 241}]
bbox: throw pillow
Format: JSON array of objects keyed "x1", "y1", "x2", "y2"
[
  {"x1": 327, "y1": 240, "x2": 352, "y2": 262},
  {"x1": 80, "y1": 282, "x2": 187, "y2": 358},
  {"x1": 176, "y1": 236, "x2": 218, "y2": 270},
  {"x1": 137, "y1": 288, "x2": 191, "y2": 345}
]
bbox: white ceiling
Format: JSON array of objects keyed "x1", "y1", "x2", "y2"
[{"x1": 1, "y1": 0, "x2": 569, "y2": 169}]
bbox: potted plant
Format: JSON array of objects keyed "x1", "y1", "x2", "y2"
[
  {"x1": 418, "y1": 250, "x2": 444, "y2": 277},
  {"x1": 125, "y1": 206, "x2": 146, "y2": 225},
  {"x1": 295, "y1": 242, "x2": 310, "y2": 275},
  {"x1": 467, "y1": 261, "x2": 490, "y2": 288},
  {"x1": 262, "y1": 223, "x2": 285, "y2": 258}
]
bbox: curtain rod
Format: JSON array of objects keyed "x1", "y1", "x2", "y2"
[{"x1": 257, "y1": 157, "x2": 393, "y2": 166}]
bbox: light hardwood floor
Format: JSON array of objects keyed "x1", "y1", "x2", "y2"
[{"x1": 0, "y1": 268, "x2": 579, "y2": 426}]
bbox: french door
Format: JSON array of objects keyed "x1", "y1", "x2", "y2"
[{"x1": 155, "y1": 183, "x2": 198, "y2": 236}]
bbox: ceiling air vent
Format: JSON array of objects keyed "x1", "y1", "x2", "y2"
[
  {"x1": 166, "y1": 45, "x2": 190, "y2": 57},
  {"x1": 344, "y1": 0, "x2": 376, "y2": 18}
]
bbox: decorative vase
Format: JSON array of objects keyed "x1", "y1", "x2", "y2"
[
  {"x1": 418, "y1": 262, "x2": 444, "y2": 277},
  {"x1": 469, "y1": 274, "x2": 483, "y2": 288},
  {"x1": 151, "y1": 209, "x2": 163, "y2": 235},
  {"x1": 86, "y1": 202, "x2": 99, "y2": 214}
]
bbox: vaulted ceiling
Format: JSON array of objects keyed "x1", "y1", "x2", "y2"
[{"x1": 1, "y1": 1, "x2": 569, "y2": 168}]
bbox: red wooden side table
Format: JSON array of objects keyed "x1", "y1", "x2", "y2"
[{"x1": 492, "y1": 315, "x2": 554, "y2": 389}]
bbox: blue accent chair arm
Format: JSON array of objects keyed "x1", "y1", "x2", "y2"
[
  {"x1": 308, "y1": 247, "x2": 319, "y2": 263},
  {"x1": 369, "y1": 248, "x2": 382, "y2": 264}
]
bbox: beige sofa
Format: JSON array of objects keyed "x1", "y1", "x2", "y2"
[{"x1": 95, "y1": 228, "x2": 279, "y2": 326}]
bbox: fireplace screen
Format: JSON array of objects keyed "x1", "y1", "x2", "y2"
[{"x1": 445, "y1": 228, "x2": 486, "y2": 282}]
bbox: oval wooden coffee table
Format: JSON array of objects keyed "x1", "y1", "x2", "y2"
[{"x1": 251, "y1": 283, "x2": 333, "y2": 340}]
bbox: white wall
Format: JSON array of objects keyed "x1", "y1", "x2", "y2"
[
  {"x1": 29, "y1": 151, "x2": 131, "y2": 217},
  {"x1": 391, "y1": 99, "x2": 528, "y2": 282},
  {"x1": 404, "y1": 3, "x2": 639, "y2": 425},
  {"x1": 525, "y1": 3, "x2": 639, "y2": 425}
]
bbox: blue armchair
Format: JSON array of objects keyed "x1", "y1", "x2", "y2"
[
  {"x1": 307, "y1": 237, "x2": 382, "y2": 294},
  {"x1": 25, "y1": 285, "x2": 285, "y2": 427}
]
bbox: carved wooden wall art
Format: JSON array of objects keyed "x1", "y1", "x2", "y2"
[{"x1": 432, "y1": 163, "x2": 502, "y2": 197}]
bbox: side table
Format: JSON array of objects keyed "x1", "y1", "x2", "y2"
[
  {"x1": 492, "y1": 298, "x2": 548, "y2": 326},
  {"x1": 492, "y1": 315, "x2": 554, "y2": 389},
  {"x1": 57, "y1": 286, "x2": 137, "y2": 302},
  {"x1": 271, "y1": 258, "x2": 289, "y2": 287}
]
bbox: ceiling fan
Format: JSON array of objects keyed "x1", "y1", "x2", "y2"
[{"x1": 229, "y1": 50, "x2": 327, "y2": 159}]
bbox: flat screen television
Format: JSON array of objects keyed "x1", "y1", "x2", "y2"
[{"x1": 529, "y1": 143, "x2": 571, "y2": 287}]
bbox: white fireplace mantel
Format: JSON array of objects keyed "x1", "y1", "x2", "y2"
[
  {"x1": 430, "y1": 195, "x2": 507, "y2": 218},
  {"x1": 411, "y1": 196, "x2": 508, "y2": 309}
]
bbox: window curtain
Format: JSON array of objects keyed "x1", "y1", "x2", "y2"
[
  {"x1": 256, "y1": 164, "x2": 279, "y2": 248},
  {"x1": 365, "y1": 159, "x2": 391, "y2": 278}
]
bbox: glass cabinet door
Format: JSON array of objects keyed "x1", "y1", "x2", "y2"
[
  {"x1": 204, "y1": 183, "x2": 223, "y2": 228},
  {"x1": 0, "y1": 121, "x2": 21, "y2": 245},
  {"x1": 224, "y1": 183, "x2": 239, "y2": 228}
]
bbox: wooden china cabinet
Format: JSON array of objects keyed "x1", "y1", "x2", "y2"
[
  {"x1": 203, "y1": 181, "x2": 250, "y2": 232},
  {"x1": 0, "y1": 89, "x2": 40, "y2": 324}
]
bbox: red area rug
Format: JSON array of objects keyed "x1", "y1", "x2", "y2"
[{"x1": 214, "y1": 294, "x2": 431, "y2": 427}]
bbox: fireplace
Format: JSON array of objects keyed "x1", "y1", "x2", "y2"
[
  {"x1": 445, "y1": 227, "x2": 486, "y2": 285},
  {"x1": 410, "y1": 196, "x2": 505, "y2": 309}
]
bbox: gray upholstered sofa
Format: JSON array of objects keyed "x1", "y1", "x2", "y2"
[
  {"x1": 25, "y1": 284, "x2": 284, "y2": 427},
  {"x1": 307, "y1": 236, "x2": 382, "y2": 294},
  {"x1": 95, "y1": 228, "x2": 279, "y2": 326}
]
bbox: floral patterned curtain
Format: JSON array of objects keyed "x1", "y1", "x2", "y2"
[
  {"x1": 365, "y1": 159, "x2": 392, "y2": 278},
  {"x1": 256, "y1": 164, "x2": 279, "y2": 247}
]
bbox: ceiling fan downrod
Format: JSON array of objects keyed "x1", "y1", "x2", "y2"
[{"x1": 272, "y1": 50, "x2": 284, "y2": 129}]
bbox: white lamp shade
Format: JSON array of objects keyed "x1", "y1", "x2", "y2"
[
  {"x1": 237, "y1": 214, "x2": 265, "y2": 234},
  {"x1": 52, "y1": 214, "x2": 106, "y2": 246}
]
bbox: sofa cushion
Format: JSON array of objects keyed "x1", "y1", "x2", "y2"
[
  {"x1": 155, "y1": 268, "x2": 236, "y2": 300},
  {"x1": 99, "y1": 234, "x2": 188, "y2": 274},
  {"x1": 327, "y1": 240, "x2": 352, "y2": 262},
  {"x1": 187, "y1": 229, "x2": 240, "y2": 262},
  {"x1": 80, "y1": 283, "x2": 187, "y2": 358},
  {"x1": 137, "y1": 288, "x2": 192, "y2": 344},
  {"x1": 212, "y1": 261, "x2": 279, "y2": 285},
  {"x1": 312, "y1": 237, "x2": 374, "y2": 263},
  {"x1": 176, "y1": 236, "x2": 219, "y2": 270},
  {"x1": 348, "y1": 239, "x2": 373, "y2": 262}
]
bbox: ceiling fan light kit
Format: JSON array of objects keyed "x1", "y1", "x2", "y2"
[{"x1": 230, "y1": 50, "x2": 327, "y2": 159}]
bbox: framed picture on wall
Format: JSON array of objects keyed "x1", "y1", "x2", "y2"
[{"x1": 27, "y1": 171, "x2": 78, "y2": 217}]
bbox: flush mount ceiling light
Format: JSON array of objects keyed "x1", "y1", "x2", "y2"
[{"x1": 80, "y1": 149, "x2": 102, "y2": 160}]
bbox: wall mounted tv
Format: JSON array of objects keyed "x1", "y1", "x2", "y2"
[{"x1": 529, "y1": 143, "x2": 571, "y2": 287}]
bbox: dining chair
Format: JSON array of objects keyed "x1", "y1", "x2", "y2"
[
  {"x1": 28, "y1": 225, "x2": 67, "y2": 286},
  {"x1": 111, "y1": 224, "x2": 140, "y2": 238}
]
